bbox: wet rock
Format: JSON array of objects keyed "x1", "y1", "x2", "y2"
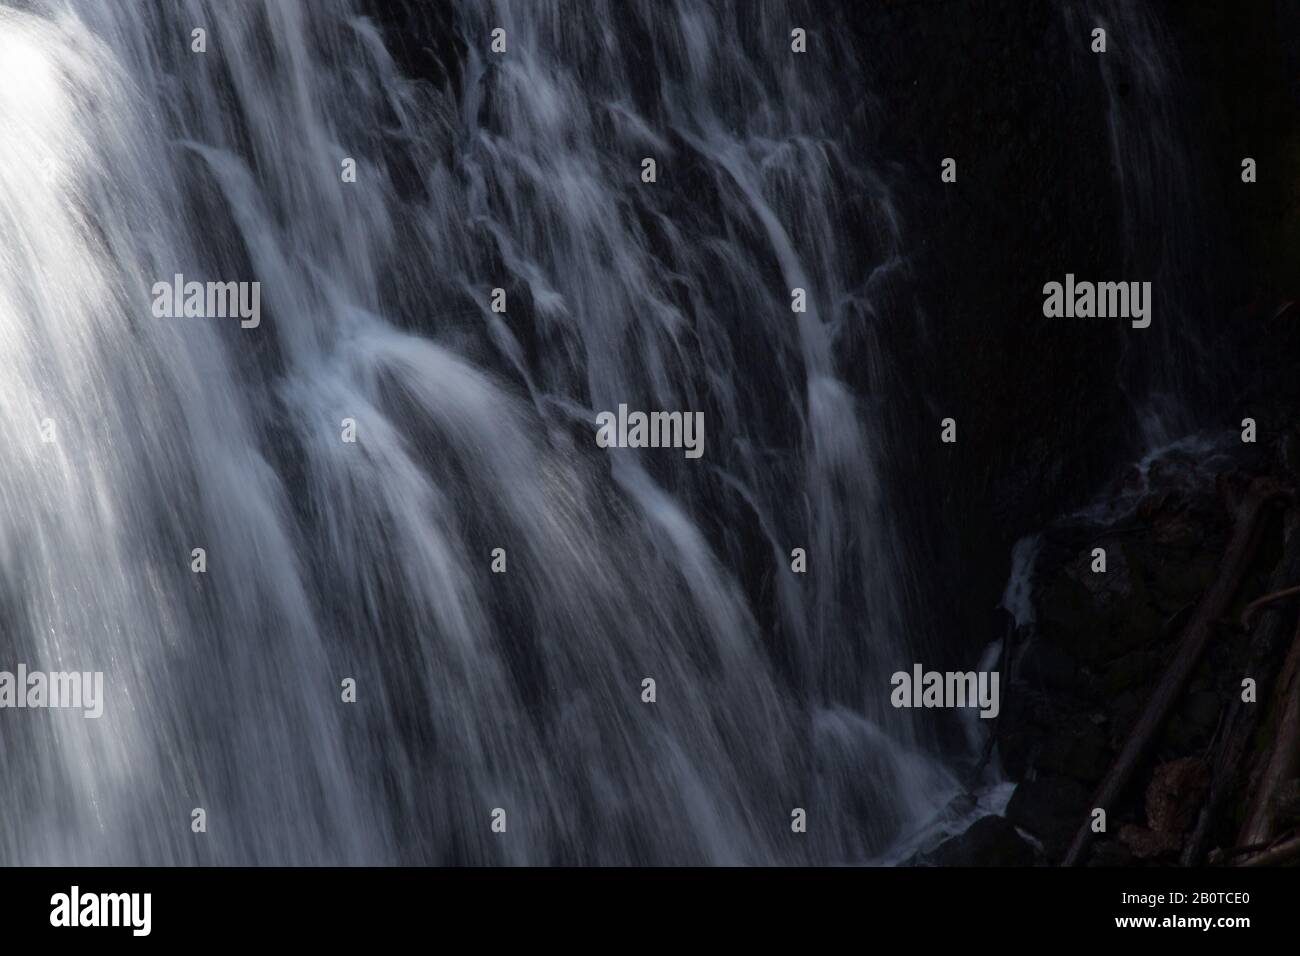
[
  {"x1": 1070, "y1": 538, "x2": 1136, "y2": 604},
  {"x1": 1136, "y1": 491, "x2": 1174, "y2": 522},
  {"x1": 1152, "y1": 507, "x2": 1205, "y2": 551},
  {"x1": 1035, "y1": 541, "x2": 1166, "y2": 666},
  {"x1": 995, "y1": 693, "x2": 1045, "y2": 780},
  {"x1": 1101, "y1": 648, "x2": 1162, "y2": 696},
  {"x1": 1109, "y1": 689, "x2": 1145, "y2": 743},
  {"x1": 1161, "y1": 690, "x2": 1221, "y2": 752},
  {"x1": 1017, "y1": 639, "x2": 1080, "y2": 693},
  {"x1": 1006, "y1": 775, "x2": 1090, "y2": 861},
  {"x1": 1086, "y1": 838, "x2": 1134, "y2": 867},
  {"x1": 1274, "y1": 778, "x2": 1300, "y2": 828},
  {"x1": 927, "y1": 815, "x2": 1038, "y2": 866},
  {"x1": 1036, "y1": 721, "x2": 1110, "y2": 785}
]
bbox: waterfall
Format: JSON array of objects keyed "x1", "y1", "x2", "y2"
[
  {"x1": 0, "y1": 0, "x2": 955, "y2": 864},
  {"x1": 1061, "y1": 0, "x2": 1214, "y2": 450}
]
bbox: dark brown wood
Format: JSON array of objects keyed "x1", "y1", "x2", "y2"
[
  {"x1": 1240, "y1": 583, "x2": 1300, "y2": 629},
  {"x1": 1062, "y1": 478, "x2": 1282, "y2": 866},
  {"x1": 1182, "y1": 509, "x2": 1300, "y2": 865},
  {"x1": 1237, "y1": 831, "x2": 1300, "y2": 867},
  {"x1": 1237, "y1": 612, "x2": 1300, "y2": 848}
]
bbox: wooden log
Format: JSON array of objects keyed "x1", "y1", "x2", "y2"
[
  {"x1": 1237, "y1": 610, "x2": 1300, "y2": 848},
  {"x1": 1182, "y1": 508, "x2": 1300, "y2": 865},
  {"x1": 1062, "y1": 478, "x2": 1282, "y2": 866},
  {"x1": 1237, "y1": 831, "x2": 1300, "y2": 867},
  {"x1": 1240, "y1": 583, "x2": 1300, "y2": 629}
]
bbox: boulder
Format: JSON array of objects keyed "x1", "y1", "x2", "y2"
[{"x1": 927, "y1": 815, "x2": 1038, "y2": 867}]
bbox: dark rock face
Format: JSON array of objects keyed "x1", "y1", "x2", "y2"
[
  {"x1": 1006, "y1": 775, "x2": 1091, "y2": 862},
  {"x1": 994, "y1": 436, "x2": 1300, "y2": 864},
  {"x1": 997, "y1": 443, "x2": 1237, "y2": 794},
  {"x1": 926, "y1": 814, "x2": 1038, "y2": 867}
]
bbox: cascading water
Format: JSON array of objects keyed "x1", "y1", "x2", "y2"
[
  {"x1": 999, "y1": 1, "x2": 1218, "y2": 625},
  {"x1": 0, "y1": 0, "x2": 957, "y2": 864},
  {"x1": 1061, "y1": 0, "x2": 1214, "y2": 450}
]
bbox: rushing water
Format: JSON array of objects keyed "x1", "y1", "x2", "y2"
[{"x1": 0, "y1": 0, "x2": 962, "y2": 864}]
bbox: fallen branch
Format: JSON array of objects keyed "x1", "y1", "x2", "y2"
[
  {"x1": 1240, "y1": 583, "x2": 1300, "y2": 630},
  {"x1": 1210, "y1": 839, "x2": 1273, "y2": 864},
  {"x1": 1236, "y1": 608, "x2": 1300, "y2": 848},
  {"x1": 1182, "y1": 508, "x2": 1300, "y2": 865},
  {"x1": 1062, "y1": 478, "x2": 1283, "y2": 866},
  {"x1": 1237, "y1": 831, "x2": 1300, "y2": 867}
]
